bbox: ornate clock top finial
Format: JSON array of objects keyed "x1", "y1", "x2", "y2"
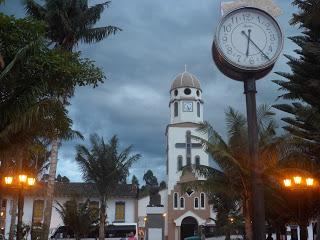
[{"x1": 221, "y1": 0, "x2": 282, "y2": 18}]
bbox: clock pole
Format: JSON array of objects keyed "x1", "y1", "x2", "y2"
[
  {"x1": 212, "y1": 6, "x2": 284, "y2": 240},
  {"x1": 244, "y1": 78, "x2": 265, "y2": 240}
]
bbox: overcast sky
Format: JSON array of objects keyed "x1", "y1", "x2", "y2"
[{"x1": 1, "y1": 0, "x2": 300, "y2": 184}]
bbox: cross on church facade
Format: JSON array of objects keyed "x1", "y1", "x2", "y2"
[{"x1": 175, "y1": 131, "x2": 202, "y2": 167}]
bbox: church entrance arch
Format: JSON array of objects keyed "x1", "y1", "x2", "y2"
[{"x1": 180, "y1": 216, "x2": 198, "y2": 240}]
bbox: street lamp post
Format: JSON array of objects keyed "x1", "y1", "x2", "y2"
[
  {"x1": 3, "y1": 174, "x2": 36, "y2": 240},
  {"x1": 282, "y1": 176, "x2": 315, "y2": 240}
]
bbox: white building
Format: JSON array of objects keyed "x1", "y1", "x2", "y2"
[{"x1": 0, "y1": 182, "x2": 138, "y2": 238}]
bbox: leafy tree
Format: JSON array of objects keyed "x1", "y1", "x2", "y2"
[
  {"x1": 131, "y1": 175, "x2": 139, "y2": 187},
  {"x1": 0, "y1": 14, "x2": 103, "y2": 153},
  {"x1": 143, "y1": 169, "x2": 158, "y2": 187},
  {"x1": 55, "y1": 199, "x2": 97, "y2": 240},
  {"x1": 24, "y1": 0, "x2": 119, "y2": 237},
  {"x1": 0, "y1": 13, "x2": 104, "y2": 239},
  {"x1": 75, "y1": 134, "x2": 140, "y2": 240},
  {"x1": 273, "y1": 1, "x2": 320, "y2": 238},
  {"x1": 273, "y1": 0, "x2": 320, "y2": 163},
  {"x1": 274, "y1": 0, "x2": 320, "y2": 110}
]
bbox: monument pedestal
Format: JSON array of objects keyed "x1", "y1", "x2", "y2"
[{"x1": 145, "y1": 206, "x2": 165, "y2": 240}]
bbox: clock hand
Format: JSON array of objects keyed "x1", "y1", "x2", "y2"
[
  {"x1": 246, "y1": 29, "x2": 251, "y2": 57},
  {"x1": 241, "y1": 30, "x2": 271, "y2": 61}
]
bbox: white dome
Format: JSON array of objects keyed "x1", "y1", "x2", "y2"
[{"x1": 170, "y1": 71, "x2": 201, "y2": 91}]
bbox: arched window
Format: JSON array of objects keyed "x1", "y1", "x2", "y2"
[
  {"x1": 180, "y1": 197, "x2": 185, "y2": 209},
  {"x1": 174, "y1": 102, "x2": 178, "y2": 117},
  {"x1": 200, "y1": 193, "x2": 205, "y2": 209},
  {"x1": 173, "y1": 193, "x2": 178, "y2": 209},
  {"x1": 194, "y1": 197, "x2": 199, "y2": 209},
  {"x1": 195, "y1": 156, "x2": 200, "y2": 168},
  {"x1": 186, "y1": 131, "x2": 191, "y2": 166},
  {"x1": 177, "y1": 155, "x2": 183, "y2": 171},
  {"x1": 197, "y1": 102, "x2": 200, "y2": 117}
]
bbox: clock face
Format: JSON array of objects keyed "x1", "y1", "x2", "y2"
[
  {"x1": 216, "y1": 7, "x2": 283, "y2": 71},
  {"x1": 183, "y1": 102, "x2": 193, "y2": 112}
]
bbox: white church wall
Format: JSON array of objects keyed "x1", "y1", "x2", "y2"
[{"x1": 167, "y1": 127, "x2": 209, "y2": 192}]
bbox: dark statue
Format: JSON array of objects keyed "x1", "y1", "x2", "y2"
[{"x1": 148, "y1": 186, "x2": 163, "y2": 207}]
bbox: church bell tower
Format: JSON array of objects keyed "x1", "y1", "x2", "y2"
[
  {"x1": 165, "y1": 68, "x2": 211, "y2": 240},
  {"x1": 169, "y1": 70, "x2": 204, "y2": 124}
]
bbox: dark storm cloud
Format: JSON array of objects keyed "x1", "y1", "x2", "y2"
[{"x1": 1, "y1": 0, "x2": 301, "y2": 183}]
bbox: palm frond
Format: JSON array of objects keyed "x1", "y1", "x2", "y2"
[
  {"x1": 79, "y1": 26, "x2": 121, "y2": 44},
  {"x1": 83, "y1": 1, "x2": 111, "y2": 26},
  {"x1": 24, "y1": 0, "x2": 47, "y2": 19}
]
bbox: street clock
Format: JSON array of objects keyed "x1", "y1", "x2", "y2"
[{"x1": 212, "y1": 7, "x2": 284, "y2": 80}]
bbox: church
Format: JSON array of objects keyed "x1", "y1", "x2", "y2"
[
  {"x1": 165, "y1": 69, "x2": 214, "y2": 239},
  {"x1": 139, "y1": 69, "x2": 215, "y2": 240},
  {"x1": 0, "y1": 69, "x2": 215, "y2": 240}
]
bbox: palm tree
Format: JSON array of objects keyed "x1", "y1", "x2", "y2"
[
  {"x1": 24, "y1": 2, "x2": 121, "y2": 237},
  {"x1": 24, "y1": 0, "x2": 121, "y2": 51},
  {"x1": 55, "y1": 199, "x2": 97, "y2": 240},
  {"x1": 75, "y1": 134, "x2": 140, "y2": 240},
  {"x1": 191, "y1": 105, "x2": 287, "y2": 240}
]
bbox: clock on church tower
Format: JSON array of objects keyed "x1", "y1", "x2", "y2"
[
  {"x1": 166, "y1": 69, "x2": 212, "y2": 240},
  {"x1": 169, "y1": 70, "x2": 204, "y2": 124}
]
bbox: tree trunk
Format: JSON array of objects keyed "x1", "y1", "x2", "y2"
[
  {"x1": 244, "y1": 197, "x2": 253, "y2": 240},
  {"x1": 42, "y1": 138, "x2": 59, "y2": 240},
  {"x1": 316, "y1": 215, "x2": 320, "y2": 240},
  {"x1": 99, "y1": 198, "x2": 106, "y2": 240},
  {"x1": 9, "y1": 197, "x2": 17, "y2": 240}
]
